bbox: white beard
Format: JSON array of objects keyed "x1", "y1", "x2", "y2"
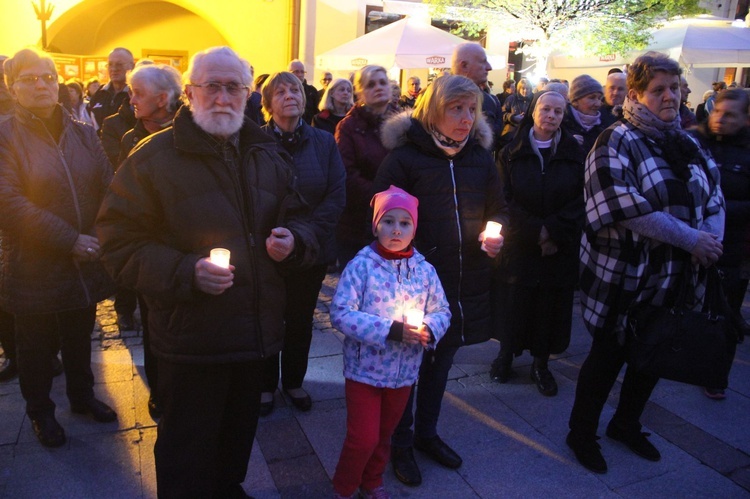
[{"x1": 191, "y1": 105, "x2": 245, "y2": 138}]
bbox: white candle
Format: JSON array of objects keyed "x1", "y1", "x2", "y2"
[
  {"x1": 210, "y1": 248, "x2": 231, "y2": 269},
  {"x1": 405, "y1": 309, "x2": 425, "y2": 327},
  {"x1": 481, "y1": 221, "x2": 502, "y2": 252}
]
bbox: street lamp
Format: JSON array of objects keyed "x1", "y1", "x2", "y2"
[{"x1": 32, "y1": 0, "x2": 55, "y2": 51}]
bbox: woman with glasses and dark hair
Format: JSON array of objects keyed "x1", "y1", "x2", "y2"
[
  {"x1": 567, "y1": 52, "x2": 724, "y2": 474},
  {"x1": 258, "y1": 71, "x2": 346, "y2": 415},
  {"x1": 0, "y1": 48, "x2": 117, "y2": 447}
]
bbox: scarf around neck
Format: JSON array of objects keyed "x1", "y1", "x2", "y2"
[
  {"x1": 571, "y1": 106, "x2": 601, "y2": 131},
  {"x1": 430, "y1": 127, "x2": 468, "y2": 157},
  {"x1": 623, "y1": 97, "x2": 704, "y2": 181},
  {"x1": 371, "y1": 241, "x2": 414, "y2": 260}
]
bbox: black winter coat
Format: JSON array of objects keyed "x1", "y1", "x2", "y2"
[
  {"x1": 96, "y1": 107, "x2": 319, "y2": 364},
  {"x1": 375, "y1": 112, "x2": 506, "y2": 347},
  {"x1": 496, "y1": 126, "x2": 586, "y2": 287},
  {"x1": 261, "y1": 120, "x2": 346, "y2": 265},
  {"x1": 691, "y1": 125, "x2": 750, "y2": 267},
  {"x1": 0, "y1": 104, "x2": 115, "y2": 315}
]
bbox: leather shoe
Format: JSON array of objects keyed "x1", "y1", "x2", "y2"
[
  {"x1": 31, "y1": 413, "x2": 66, "y2": 448},
  {"x1": 71, "y1": 397, "x2": 117, "y2": 423},
  {"x1": 0, "y1": 358, "x2": 18, "y2": 382},
  {"x1": 390, "y1": 445, "x2": 422, "y2": 486},
  {"x1": 606, "y1": 423, "x2": 661, "y2": 462},
  {"x1": 530, "y1": 367, "x2": 558, "y2": 396},
  {"x1": 284, "y1": 387, "x2": 312, "y2": 412},
  {"x1": 259, "y1": 392, "x2": 274, "y2": 416},
  {"x1": 117, "y1": 313, "x2": 135, "y2": 331},
  {"x1": 489, "y1": 357, "x2": 516, "y2": 383},
  {"x1": 413, "y1": 434, "x2": 462, "y2": 469},
  {"x1": 566, "y1": 432, "x2": 607, "y2": 474}
]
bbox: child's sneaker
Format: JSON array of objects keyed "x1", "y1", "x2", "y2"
[{"x1": 359, "y1": 486, "x2": 391, "y2": 499}]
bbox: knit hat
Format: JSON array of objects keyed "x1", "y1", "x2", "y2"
[
  {"x1": 370, "y1": 185, "x2": 419, "y2": 234},
  {"x1": 569, "y1": 74, "x2": 603, "y2": 103}
]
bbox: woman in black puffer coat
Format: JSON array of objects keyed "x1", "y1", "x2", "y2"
[{"x1": 373, "y1": 75, "x2": 506, "y2": 483}]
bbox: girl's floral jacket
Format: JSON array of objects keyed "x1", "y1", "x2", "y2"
[{"x1": 331, "y1": 244, "x2": 451, "y2": 388}]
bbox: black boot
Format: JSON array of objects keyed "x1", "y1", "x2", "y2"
[{"x1": 489, "y1": 349, "x2": 515, "y2": 383}]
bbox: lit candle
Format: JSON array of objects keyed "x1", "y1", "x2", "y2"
[
  {"x1": 210, "y1": 248, "x2": 231, "y2": 269},
  {"x1": 405, "y1": 309, "x2": 425, "y2": 327},
  {"x1": 481, "y1": 221, "x2": 502, "y2": 252}
]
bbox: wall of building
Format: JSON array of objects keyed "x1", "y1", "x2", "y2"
[{"x1": 0, "y1": 0, "x2": 292, "y2": 78}]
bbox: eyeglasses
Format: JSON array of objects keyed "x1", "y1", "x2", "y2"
[
  {"x1": 321, "y1": 78, "x2": 332, "y2": 82},
  {"x1": 16, "y1": 73, "x2": 57, "y2": 85},
  {"x1": 107, "y1": 63, "x2": 128, "y2": 70},
  {"x1": 190, "y1": 82, "x2": 249, "y2": 96}
]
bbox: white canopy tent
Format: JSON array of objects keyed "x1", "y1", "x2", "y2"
[
  {"x1": 644, "y1": 16, "x2": 750, "y2": 68},
  {"x1": 316, "y1": 17, "x2": 506, "y2": 71}
]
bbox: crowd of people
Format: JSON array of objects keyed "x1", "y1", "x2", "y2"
[{"x1": 0, "y1": 39, "x2": 747, "y2": 499}]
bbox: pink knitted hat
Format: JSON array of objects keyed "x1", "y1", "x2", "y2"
[{"x1": 370, "y1": 185, "x2": 419, "y2": 234}]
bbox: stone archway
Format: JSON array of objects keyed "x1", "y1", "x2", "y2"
[{"x1": 46, "y1": 0, "x2": 229, "y2": 57}]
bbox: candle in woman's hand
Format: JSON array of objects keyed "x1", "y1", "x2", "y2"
[
  {"x1": 482, "y1": 221, "x2": 502, "y2": 252},
  {"x1": 210, "y1": 248, "x2": 231, "y2": 269},
  {"x1": 405, "y1": 309, "x2": 425, "y2": 327}
]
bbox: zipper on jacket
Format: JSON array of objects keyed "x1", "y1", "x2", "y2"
[
  {"x1": 36, "y1": 114, "x2": 93, "y2": 306},
  {"x1": 448, "y1": 159, "x2": 465, "y2": 341}
]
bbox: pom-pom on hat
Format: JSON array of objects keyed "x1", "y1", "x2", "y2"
[
  {"x1": 370, "y1": 185, "x2": 419, "y2": 234},
  {"x1": 569, "y1": 74, "x2": 603, "y2": 103}
]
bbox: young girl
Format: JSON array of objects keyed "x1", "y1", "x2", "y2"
[{"x1": 330, "y1": 185, "x2": 451, "y2": 499}]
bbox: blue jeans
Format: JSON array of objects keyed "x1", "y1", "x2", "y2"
[{"x1": 391, "y1": 342, "x2": 460, "y2": 447}]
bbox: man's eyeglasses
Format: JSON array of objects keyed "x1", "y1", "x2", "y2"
[
  {"x1": 190, "y1": 82, "x2": 249, "y2": 96},
  {"x1": 107, "y1": 63, "x2": 128, "y2": 70},
  {"x1": 16, "y1": 73, "x2": 57, "y2": 85}
]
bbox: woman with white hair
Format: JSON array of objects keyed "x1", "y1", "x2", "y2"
[
  {"x1": 312, "y1": 77, "x2": 353, "y2": 135},
  {"x1": 115, "y1": 63, "x2": 183, "y2": 419}
]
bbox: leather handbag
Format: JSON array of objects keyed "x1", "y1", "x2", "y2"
[{"x1": 626, "y1": 265, "x2": 737, "y2": 388}]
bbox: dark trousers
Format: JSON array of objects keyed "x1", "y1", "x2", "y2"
[
  {"x1": 568, "y1": 330, "x2": 660, "y2": 438},
  {"x1": 114, "y1": 287, "x2": 137, "y2": 316},
  {"x1": 0, "y1": 306, "x2": 15, "y2": 362},
  {"x1": 138, "y1": 293, "x2": 157, "y2": 392},
  {"x1": 154, "y1": 358, "x2": 262, "y2": 499},
  {"x1": 261, "y1": 264, "x2": 327, "y2": 392},
  {"x1": 392, "y1": 342, "x2": 460, "y2": 447},
  {"x1": 15, "y1": 306, "x2": 96, "y2": 417}
]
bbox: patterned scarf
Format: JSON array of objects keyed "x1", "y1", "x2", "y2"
[
  {"x1": 430, "y1": 128, "x2": 468, "y2": 157},
  {"x1": 623, "y1": 97, "x2": 704, "y2": 181}
]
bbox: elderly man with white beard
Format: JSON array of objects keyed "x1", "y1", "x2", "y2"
[{"x1": 95, "y1": 46, "x2": 319, "y2": 499}]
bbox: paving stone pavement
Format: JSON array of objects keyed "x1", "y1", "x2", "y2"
[{"x1": 1, "y1": 273, "x2": 749, "y2": 498}]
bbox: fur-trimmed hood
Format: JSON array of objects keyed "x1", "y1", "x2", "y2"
[{"x1": 381, "y1": 110, "x2": 494, "y2": 152}]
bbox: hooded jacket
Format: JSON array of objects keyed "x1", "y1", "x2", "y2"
[
  {"x1": 374, "y1": 111, "x2": 506, "y2": 346},
  {"x1": 0, "y1": 104, "x2": 115, "y2": 315},
  {"x1": 96, "y1": 106, "x2": 319, "y2": 364},
  {"x1": 331, "y1": 245, "x2": 451, "y2": 388}
]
